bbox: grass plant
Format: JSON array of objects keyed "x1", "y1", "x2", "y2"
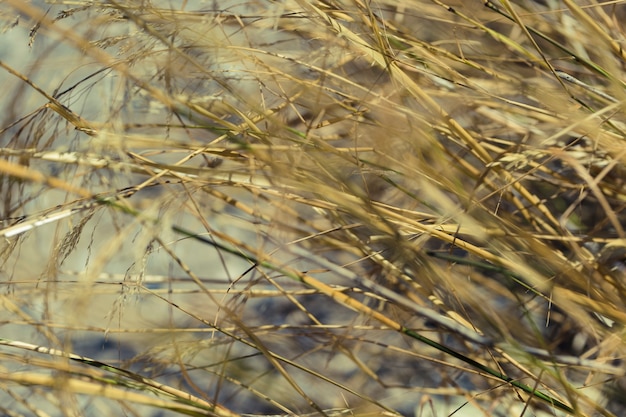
[{"x1": 1, "y1": 1, "x2": 626, "y2": 416}]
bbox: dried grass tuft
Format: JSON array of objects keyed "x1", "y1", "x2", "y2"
[{"x1": 1, "y1": 1, "x2": 626, "y2": 416}]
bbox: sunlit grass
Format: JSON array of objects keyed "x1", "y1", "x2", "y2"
[{"x1": 0, "y1": 1, "x2": 625, "y2": 416}]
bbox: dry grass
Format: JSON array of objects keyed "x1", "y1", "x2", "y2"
[{"x1": 1, "y1": 0, "x2": 626, "y2": 416}]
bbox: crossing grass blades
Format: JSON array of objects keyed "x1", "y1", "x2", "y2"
[{"x1": 1, "y1": 1, "x2": 626, "y2": 416}]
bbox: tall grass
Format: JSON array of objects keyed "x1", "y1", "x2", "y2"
[{"x1": 1, "y1": 1, "x2": 625, "y2": 416}]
